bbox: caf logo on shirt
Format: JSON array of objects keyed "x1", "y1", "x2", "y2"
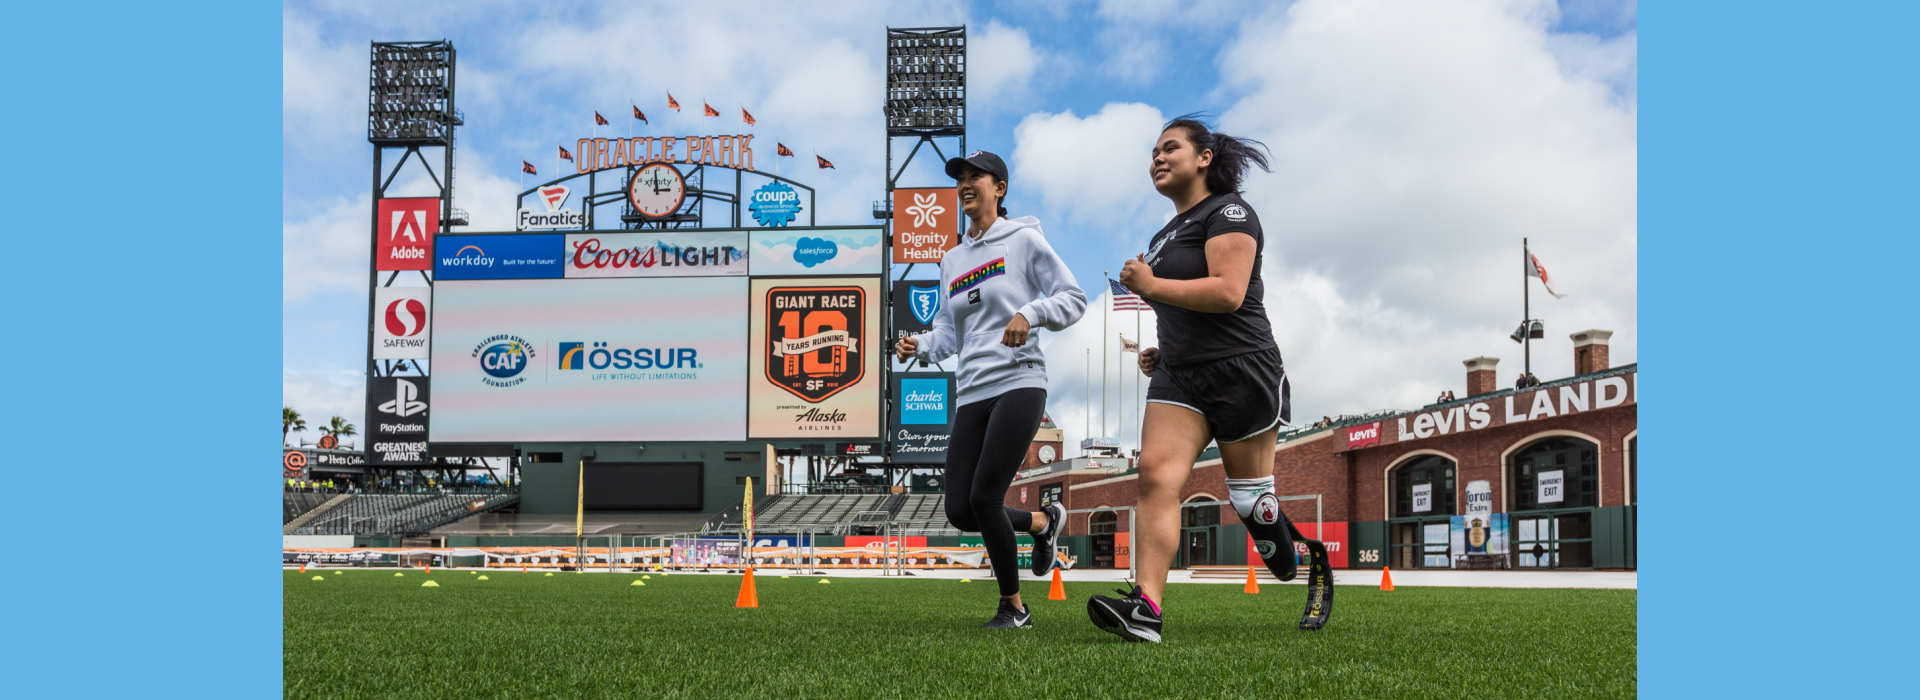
[{"x1": 1222, "y1": 204, "x2": 1248, "y2": 222}]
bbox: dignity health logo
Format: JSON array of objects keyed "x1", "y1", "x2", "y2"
[
  {"x1": 906, "y1": 192, "x2": 944, "y2": 228},
  {"x1": 473, "y1": 335, "x2": 534, "y2": 387}
]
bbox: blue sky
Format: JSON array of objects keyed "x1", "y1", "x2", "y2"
[{"x1": 285, "y1": 0, "x2": 1636, "y2": 453}]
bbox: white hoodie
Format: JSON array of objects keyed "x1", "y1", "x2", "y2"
[{"x1": 911, "y1": 215, "x2": 1086, "y2": 406}]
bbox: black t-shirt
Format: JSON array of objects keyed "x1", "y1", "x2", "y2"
[{"x1": 1142, "y1": 192, "x2": 1278, "y2": 366}]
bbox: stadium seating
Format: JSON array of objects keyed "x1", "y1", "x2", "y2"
[
  {"x1": 288, "y1": 493, "x2": 519, "y2": 536},
  {"x1": 283, "y1": 492, "x2": 338, "y2": 524}
]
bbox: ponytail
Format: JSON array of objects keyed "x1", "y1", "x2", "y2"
[{"x1": 1162, "y1": 113, "x2": 1271, "y2": 194}]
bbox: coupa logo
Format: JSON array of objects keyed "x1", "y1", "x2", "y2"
[
  {"x1": 472, "y1": 335, "x2": 534, "y2": 387},
  {"x1": 559, "y1": 342, "x2": 701, "y2": 372}
]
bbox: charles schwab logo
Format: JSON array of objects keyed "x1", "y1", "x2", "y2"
[{"x1": 473, "y1": 335, "x2": 534, "y2": 387}]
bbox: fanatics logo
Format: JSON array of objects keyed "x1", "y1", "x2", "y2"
[{"x1": 1222, "y1": 204, "x2": 1248, "y2": 222}]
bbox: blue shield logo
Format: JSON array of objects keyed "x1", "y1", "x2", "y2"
[{"x1": 909, "y1": 285, "x2": 940, "y2": 325}]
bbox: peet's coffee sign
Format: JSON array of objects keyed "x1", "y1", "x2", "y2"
[
  {"x1": 572, "y1": 134, "x2": 757, "y2": 174},
  {"x1": 1345, "y1": 369, "x2": 1636, "y2": 450}
]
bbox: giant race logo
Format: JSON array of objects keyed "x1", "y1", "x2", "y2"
[
  {"x1": 765, "y1": 286, "x2": 865, "y2": 402},
  {"x1": 472, "y1": 335, "x2": 535, "y2": 387}
]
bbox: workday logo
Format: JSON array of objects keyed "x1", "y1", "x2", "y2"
[
  {"x1": 472, "y1": 334, "x2": 534, "y2": 387},
  {"x1": 444, "y1": 245, "x2": 493, "y2": 268}
]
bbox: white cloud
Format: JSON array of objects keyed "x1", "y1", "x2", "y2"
[
  {"x1": 1010, "y1": 102, "x2": 1170, "y2": 233},
  {"x1": 283, "y1": 368, "x2": 366, "y2": 447},
  {"x1": 968, "y1": 21, "x2": 1043, "y2": 106},
  {"x1": 283, "y1": 193, "x2": 372, "y2": 303},
  {"x1": 1038, "y1": 287, "x2": 1161, "y2": 458},
  {"x1": 1206, "y1": 0, "x2": 1635, "y2": 419}
]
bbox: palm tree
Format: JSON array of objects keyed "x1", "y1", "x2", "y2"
[
  {"x1": 320, "y1": 416, "x2": 358, "y2": 441},
  {"x1": 283, "y1": 407, "x2": 307, "y2": 445}
]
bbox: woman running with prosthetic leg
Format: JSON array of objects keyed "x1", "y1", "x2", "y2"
[
  {"x1": 896, "y1": 150, "x2": 1086, "y2": 629},
  {"x1": 1086, "y1": 115, "x2": 1331, "y2": 644}
]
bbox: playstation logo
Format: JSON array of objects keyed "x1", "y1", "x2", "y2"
[{"x1": 378, "y1": 378, "x2": 428, "y2": 417}]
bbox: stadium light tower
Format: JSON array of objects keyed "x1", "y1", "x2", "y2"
[
  {"x1": 882, "y1": 26, "x2": 966, "y2": 482},
  {"x1": 364, "y1": 41, "x2": 462, "y2": 473}
]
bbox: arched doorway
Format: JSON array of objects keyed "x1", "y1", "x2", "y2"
[
  {"x1": 1509, "y1": 436, "x2": 1600, "y2": 569},
  {"x1": 1089, "y1": 511, "x2": 1119, "y2": 569},
  {"x1": 1388, "y1": 453, "x2": 1457, "y2": 569},
  {"x1": 1179, "y1": 495, "x2": 1222, "y2": 568}
]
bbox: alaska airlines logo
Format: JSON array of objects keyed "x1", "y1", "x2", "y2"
[
  {"x1": 948, "y1": 258, "x2": 1005, "y2": 297},
  {"x1": 472, "y1": 334, "x2": 534, "y2": 387}
]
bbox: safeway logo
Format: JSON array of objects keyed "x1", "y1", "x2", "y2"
[
  {"x1": 384, "y1": 298, "x2": 426, "y2": 337},
  {"x1": 539, "y1": 184, "x2": 571, "y2": 211},
  {"x1": 376, "y1": 198, "x2": 438, "y2": 271},
  {"x1": 378, "y1": 378, "x2": 428, "y2": 417}
]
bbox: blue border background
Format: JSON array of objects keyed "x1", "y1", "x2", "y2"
[
  {"x1": 3, "y1": 1, "x2": 1917, "y2": 695},
  {"x1": 1643, "y1": 2, "x2": 1917, "y2": 696},
  {"x1": 0, "y1": 1, "x2": 280, "y2": 696}
]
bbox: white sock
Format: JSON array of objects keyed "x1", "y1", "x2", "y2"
[{"x1": 1226, "y1": 476, "x2": 1275, "y2": 519}]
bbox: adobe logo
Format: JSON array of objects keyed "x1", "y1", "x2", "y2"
[{"x1": 376, "y1": 198, "x2": 439, "y2": 271}]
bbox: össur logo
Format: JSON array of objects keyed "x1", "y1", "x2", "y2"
[
  {"x1": 472, "y1": 335, "x2": 534, "y2": 387},
  {"x1": 1221, "y1": 203, "x2": 1248, "y2": 222},
  {"x1": 377, "y1": 378, "x2": 428, "y2": 418},
  {"x1": 376, "y1": 198, "x2": 438, "y2": 271},
  {"x1": 766, "y1": 286, "x2": 865, "y2": 402},
  {"x1": 557, "y1": 341, "x2": 701, "y2": 377},
  {"x1": 1252, "y1": 492, "x2": 1280, "y2": 525}
]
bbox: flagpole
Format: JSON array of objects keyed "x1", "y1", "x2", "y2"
[
  {"x1": 1523, "y1": 237, "x2": 1530, "y2": 378},
  {"x1": 1135, "y1": 309, "x2": 1143, "y2": 455},
  {"x1": 1084, "y1": 348, "x2": 1091, "y2": 456},
  {"x1": 1102, "y1": 272, "x2": 1109, "y2": 438}
]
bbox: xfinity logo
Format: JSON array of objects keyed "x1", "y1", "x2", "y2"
[{"x1": 377, "y1": 379, "x2": 428, "y2": 417}]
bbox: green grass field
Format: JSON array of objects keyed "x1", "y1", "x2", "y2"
[{"x1": 284, "y1": 570, "x2": 1634, "y2": 699}]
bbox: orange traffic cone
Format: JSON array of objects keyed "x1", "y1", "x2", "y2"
[
  {"x1": 735, "y1": 567, "x2": 759, "y2": 608},
  {"x1": 1243, "y1": 566, "x2": 1260, "y2": 594},
  {"x1": 1048, "y1": 568, "x2": 1066, "y2": 601},
  {"x1": 1380, "y1": 566, "x2": 1394, "y2": 591},
  {"x1": 299, "y1": 563, "x2": 306, "y2": 573},
  {"x1": 522, "y1": 564, "x2": 527, "y2": 573},
  {"x1": 424, "y1": 563, "x2": 430, "y2": 574}
]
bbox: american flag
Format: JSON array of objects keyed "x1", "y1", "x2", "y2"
[{"x1": 1108, "y1": 278, "x2": 1151, "y2": 311}]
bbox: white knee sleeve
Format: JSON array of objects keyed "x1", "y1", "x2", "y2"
[{"x1": 1226, "y1": 476, "x2": 1275, "y2": 520}]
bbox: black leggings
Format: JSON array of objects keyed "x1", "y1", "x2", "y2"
[{"x1": 944, "y1": 387, "x2": 1047, "y2": 597}]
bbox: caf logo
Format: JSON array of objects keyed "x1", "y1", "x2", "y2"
[{"x1": 766, "y1": 286, "x2": 866, "y2": 402}]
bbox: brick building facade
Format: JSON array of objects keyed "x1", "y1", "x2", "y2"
[{"x1": 1005, "y1": 330, "x2": 1636, "y2": 572}]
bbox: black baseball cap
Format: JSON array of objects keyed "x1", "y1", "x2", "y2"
[{"x1": 945, "y1": 150, "x2": 1008, "y2": 182}]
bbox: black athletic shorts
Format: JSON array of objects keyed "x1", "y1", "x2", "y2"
[{"x1": 1145, "y1": 347, "x2": 1291, "y2": 443}]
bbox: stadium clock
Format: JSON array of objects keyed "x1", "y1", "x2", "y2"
[{"x1": 628, "y1": 163, "x2": 685, "y2": 219}]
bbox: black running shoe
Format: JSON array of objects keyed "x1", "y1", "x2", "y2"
[
  {"x1": 1030, "y1": 502, "x2": 1067, "y2": 576},
  {"x1": 981, "y1": 597, "x2": 1033, "y2": 629},
  {"x1": 1087, "y1": 587, "x2": 1162, "y2": 643}
]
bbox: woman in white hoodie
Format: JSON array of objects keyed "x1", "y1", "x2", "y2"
[{"x1": 894, "y1": 150, "x2": 1087, "y2": 629}]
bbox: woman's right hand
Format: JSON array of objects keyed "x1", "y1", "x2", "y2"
[
  {"x1": 1138, "y1": 347, "x2": 1160, "y2": 377},
  {"x1": 895, "y1": 336, "x2": 919, "y2": 363}
]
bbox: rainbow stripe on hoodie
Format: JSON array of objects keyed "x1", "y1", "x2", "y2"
[{"x1": 948, "y1": 257, "x2": 1006, "y2": 297}]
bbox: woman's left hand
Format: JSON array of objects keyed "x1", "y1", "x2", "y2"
[{"x1": 1002, "y1": 313, "x2": 1031, "y2": 347}]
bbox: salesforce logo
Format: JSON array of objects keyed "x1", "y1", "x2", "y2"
[
  {"x1": 792, "y1": 236, "x2": 838, "y2": 268},
  {"x1": 472, "y1": 335, "x2": 535, "y2": 387}
]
